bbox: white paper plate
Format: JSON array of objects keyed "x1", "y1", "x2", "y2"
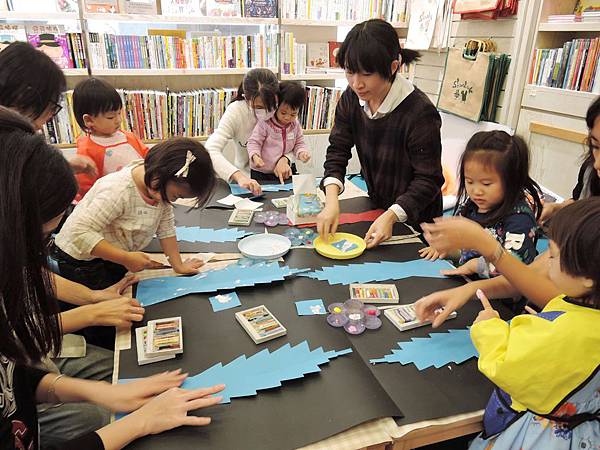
[{"x1": 238, "y1": 234, "x2": 291, "y2": 260}]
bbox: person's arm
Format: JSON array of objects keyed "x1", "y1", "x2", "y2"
[
  {"x1": 246, "y1": 121, "x2": 268, "y2": 167},
  {"x1": 394, "y1": 106, "x2": 444, "y2": 224},
  {"x1": 53, "y1": 273, "x2": 138, "y2": 306},
  {"x1": 291, "y1": 124, "x2": 309, "y2": 159},
  {"x1": 59, "y1": 297, "x2": 145, "y2": 333}
]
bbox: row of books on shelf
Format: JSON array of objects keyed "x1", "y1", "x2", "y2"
[
  {"x1": 282, "y1": 35, "x2": 341, "y2": 75},
  {"x1": 0, "y1": 24, "x2": 86, "y2": 69},
  {"x1": 1, "y1": 0, "x2": 278, "y2": 18},
  {"x1": 528, "y1": 38, "x2": 600, "y2": 94},
  {"x1": 44, "y1": 85, "x2": 343, "y2": 145},
  {"x1": 87, "y1": 32, "x2": 278, "y2": 70},
  {"x1": 281, "y1": 0, "x2": 407, "y2": 23},
  {"x1": 547, "y1": 11, "x2": 600, "y2": 23}
]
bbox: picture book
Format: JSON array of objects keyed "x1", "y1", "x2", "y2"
[
  {"x1": 56, "y1": 0, "x2": 79, "y2": 12},
  {"x1": 0, "y1": 24, "x2": 27, "y2": 53},
  {"x1": 161, "y1": 0, "x2": 205, "y2": 15},
  {"x1": 84, "y1": 0, "x2": 119, "y2": 13},
  {"x1": 307, "y1": 42, "x2": 329, "y2": 68},
  {"x1": 206, "y1": 0, "x2": 241, "y2": 16},
  {"x1": 26, "y1": 25, "x2": 74, "y2": 69},
  {"x1": 118, "y1": 0, "x2": 157, "y2": 14},
  {"x1": 328, "y1": 41, "x2": 341, "y2": 68},
  {"x1": 243, "y1": 0, "x2": 276, "y2": 17}
]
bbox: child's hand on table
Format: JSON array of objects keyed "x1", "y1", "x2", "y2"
[
  {"x1": 124, "y1": 252, "x2": 167, "y2": 272},
  {"x1": 473, "y1": 289, "x2": 499, "y2": 324},
  {"x1": 440, "y1": 258, "x2": 479, "y2": 276},
  {"x1": 273, "y1": 157, "x2": 292, "y2": 184},
  {"x1": 418, "y1": 246, "x2": 445, "y2": 261},
  {"x1": 172, "y1": 258, "x2": 204, "y2": 275}
]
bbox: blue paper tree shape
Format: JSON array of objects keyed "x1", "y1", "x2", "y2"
[
  {"x1": 299, "y1": 259, "x2": 453, "y2": 285},
  {"x1": 176, "y1": 226, "x2": 252, "y2": 243},
  {"x1": 137, "y1": 262, "x2": 309, "y2": 306},
  {"x1": 230, "y1": 182, "x2": 294, "y2": 195},
  {"x1": 370, "y1": 329, "x2": 478, "y2": 370}
]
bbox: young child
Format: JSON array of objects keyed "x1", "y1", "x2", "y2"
[
  {"x1": 420, "y1": 130, "x2": 542, "y2": 278},
  {"x1": 73, "y1": 77, "x2": 148, "y2": 200},
  {"x1": 247, "y1": 81, "x2": 311, "y2": 183},
  {"x1": 51, "y1": 137, "x2": 216, "y2": 291}
]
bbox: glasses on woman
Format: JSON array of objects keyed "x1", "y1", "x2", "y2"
[{"x1": 49, "y1": 99, "x2": 63, "y2": 117}]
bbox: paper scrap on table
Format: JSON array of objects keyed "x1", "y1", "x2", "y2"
[
  {"x1": 331, "y1": 239, "x2": 359, "y2": 253},
  {"x1": 295, "y1": 299, "x2": 327, "y2": 316},
  {"x1": 217, "y1": 194, "x2": 244, "y2": 206},
  {"x1": 209, "y1": 292, "x2": 242, "y2": 312},
  {"x1": 176, "y1": 226, "x2": 252, "y2": 243},
  {"x1": 229, "y1": 182, "x2": 294, "y2": 196},
  {"x1": 235, "y1": 198, "x2": 264, "y2": 211}
]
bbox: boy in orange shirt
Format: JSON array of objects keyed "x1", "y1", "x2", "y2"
[{"x1": 73, "y1": 77, "x2": 148, "y2": 200}]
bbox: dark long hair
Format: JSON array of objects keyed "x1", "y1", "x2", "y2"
[
  {"x1": 550, "y1": 198, "x2": 600, "y2": 309},
  {"x1": 0, "y1": 41, "x2": 66, "y2": 121},
  {"x1": 583, "y1": 96, "x2": 600, "y2": 196},
  {"x1": 454, "y1": 131, "x2": 543, "y2": 226},
  {"x1": 0, "y1": 107, "x2": 77, "y2": 363},
  {"x1": 337, "y1": 19, "x2": 420, "y2": 80},
  {"x1": 231, "y1": 68, "x2": 279, "y2": 112}
]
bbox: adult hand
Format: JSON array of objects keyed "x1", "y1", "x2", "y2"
[
  {"x1": 473, "y1": 289, "x2": 500, "y2": 324},
  {"x1": 130, "y1": 384, "x2": 225, "y2": 435},
  {"x1": 298, "y1": 151, "x2": 311, "y2": 163},
  {"x1": 538, "y1": 202, "x2": 563, "y2": 226},
  {"x1": 124, "y1": 252, "x2": 167, "y2": 273},
  {"x1": 440, "y1": 258, "x2": 479, "y2": 277},
  {"x1": 251, "y1": 154, "x2": 265, "y2": 168},
  {"x1": 418, "y1": 246, "x2": 446, "y2": 261},
  {"x1": 85, "y1": 297, "x2": 144, "y2": 328},
  {"x1": 231, "y1": 171, "x2": 262, "y2": 196},
  {"x1": 91, "y1": 274, "x2": 138, "y2": 303},
  {"x1": 364, "y1": 210, "x2": 396, "y2": 249},
  {"x1": 172, "y1": 258, "x2": 204, "y2": 275},
  {"x1": 421, "y1": 216, "x2": 496, "y2": 257},
  {"x1": 273, "y1": 157, "x2": 292, "y2": 185},
  {"x1": 316, "y1": 202, "x2": 340, "y2": 241},
  {"x1": 68, "y1": 155, "x2": 98, "y2": 177},
  {"x1": 414, "y1": 284, "x2": 475, "y2": 328}
]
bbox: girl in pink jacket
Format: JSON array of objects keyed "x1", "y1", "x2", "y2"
[{"x1": 247, "y1": 81, "x2": 311, "y2": 183}]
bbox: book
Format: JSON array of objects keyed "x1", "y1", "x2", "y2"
[
  {"x1": 84, "y1": 0, "x2": 119, "y2": 13},
  {"x1": 161, "y1": 0, "x2": 205, "y2": 15},
  {"x1": 328, "y1": 41, "x2": 341, "y2": 68},
  {"x1": 57, "y1": 0, "x2": 79, "y2": 12},
  {"x1": 0, "y1": 24, "x2": 27, "y2": 53},
  {"x1": 307, "y1": 42, "x2": 329, "y2": 69},
  {"x1": 206, "y1": 0, "x2": 240, "y2": 16},
  {"x1": 27, "y1": 25, "x2": 74, "y2": 69},
  {"x1": 243, "y1": 0, "x2": 276, "y2": 17},
  {"x1": 7, "y1": 0, "x2": 57, "y2": 11},
  {"x1": 118, "y1": 0, "x2": 157, "y2": 14}
]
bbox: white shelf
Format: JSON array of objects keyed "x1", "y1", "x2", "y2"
[
  {"x1": 64, "y1": 69, "x2": 89, "y2": 76},
  {"x1": 281, "y1": 18, "x2": 407, "y2": 28},
  {"x1": 83, "y1": 13, "x2": 278, "y2": 25},
  {"x1": 539, "y1": 22, "x2": 600, "y2": 32},
  {"x1": 281, "y1": 72, "x2": 345, "y2": 80},
  {"x1": 0, "y1": 11, "x2": 78, "y2": 20},
  {"x1": 521, "y1": 85, "x2": 598, "y2": 119},
  {"x1": 91, "y1": 67, "x2": 279, "y2": 76}
]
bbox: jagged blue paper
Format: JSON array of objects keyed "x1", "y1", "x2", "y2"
[
  {"x1": 176, "y1": 226, "x2": 253, "y2": 243},
  {"x1": 137, "y1": 263, "x2": 308, "y2": 306},
  {"x1": 119, "y1": 342, "x2": 352, "y2": 404},
  {"x1": 230, "y1": 182, "x2": 294, "y2": 195},
  {"x1": 370, "y1": 329, "x2": 478, "y2": 370},
  {"x1": 298, "y1": 259, "x2": 453, "y2": 285}
]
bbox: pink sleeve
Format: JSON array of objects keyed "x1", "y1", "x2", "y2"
[
  {"x1": 246, "y1": 120, "x2": 268, "y2": 159},
  {"x1": 291, "y1": 121, "x2": 308, "y2": 158}
]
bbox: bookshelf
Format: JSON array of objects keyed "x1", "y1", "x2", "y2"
[
  {"x1": 0, "y1": 11, "x2": 78, "y2": 20},
  {"x1": 91, "y1": 67, "x2": 279, "y2": 76},
  {"x1": 83, "y1": 13, "x2": 278, "y2": 25},
  {"x1": 538, "y1": 22, "x2": 600, "y2": 32},
  {"x1": 281, "y1": 72, "x2": 345, "y2": 81},
  {"x1": 281, "y1": 18, "x2": 407, "y2": 28}
]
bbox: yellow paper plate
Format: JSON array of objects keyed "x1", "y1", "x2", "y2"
[{"x1": 314, "y1": 232, "x2": 366, "y2": 260}]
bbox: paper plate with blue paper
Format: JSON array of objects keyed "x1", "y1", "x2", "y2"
[{"x1": 314, "y1": 232, "x2": 366, "y2": 260}]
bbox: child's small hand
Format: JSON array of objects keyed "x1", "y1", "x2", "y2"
[
  {"x1": 124, "y1": 252, "x2": 167, "y2": 272},
  {"x1": 251, "y1": 154, "x2": 265, "y2": 168},
  {"x1": 273, "y1": 157, "x2": 292, "y2": 184},
  {"x1": 441, "y1": 257, "x2": 478, "y2": 276},
  {"x1": 418, "y1": 246, "x2": 445, "y2": 261},
  {"x1": 173, "y1": 258, "x2": 204, "y2": 275},
  {"x1": 298, "y1": 151, "x2": 311, "y2": 163},
  {"x1": 473, "y1": 289, "x2": 500, "y2": 325}
]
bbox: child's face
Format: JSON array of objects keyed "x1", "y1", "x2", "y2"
[
  {"x1": 591, "y1": 116, "x2": 600, "y2": 179},
  {"x1": 149, "y1": 181, "x2": 195, "y2": 203},
  {"x1": 464, "y1": 158, "x2": 504, "y2": 213},
  {"x1": 276, "y1": 103, "x2": 299, "y2": 125},
  {"x1": 548, "y1": 240, "x2": 594, "y2": 298},
  {"x1": 83, "y1": 109, "x2": 122, "y2": 137}
]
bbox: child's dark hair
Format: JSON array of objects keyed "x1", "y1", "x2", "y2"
[
  {"x1": 278, "y1": 81, "x2": 306, "y2": 110},
  {"x1": 337, "y1": 19, "x2": 421, "y2": 81},
  {"x1": 73, "y1": 77, "x2": 123, "y2": 131},
  {"x1": 549, "y1": 198, "x2": 600, "y2": 308},
  {"x1": 0, "y1": 107, "x2": 77, "y2": 364},
  {"x1": 0, "y1": 41, "x2": 66, "y2": 121},
  {"x1": 144, "y1": 138, "x2": 216, "y2": 207},
  {"x1": 232, "y1": 68, "x2": 279, "y2": 112},
  {"x1": 583, "y1": 96, "x2": 600, "y2": 196},
  {"x1": 455, "y1": 130, "x2": 543, "y2": 226}
]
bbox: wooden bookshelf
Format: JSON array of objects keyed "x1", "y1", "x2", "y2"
[
  {"x1": 280, "y1": 18, "x2": 407, "y2": 28},
  {"x1": 522, "y1": 85, "x2": 597, "y2": 119},
  {"x1": 0, "y1": 11, "x2": 78, "y2": 20},
  {"x1": 83, "y1": 13, "x2": 278, "y2": 25},
  {"x1": 538, "y1": 22, "x2": 600, "y2": 32},
  {"x1": 64, "y1": 68, "x2": 89, "y2": 76},
  {"x1": 90, "y1": 67, "x2": 279, "y2": 76},
  {"x1": 281, "y1": 72, "x2": 345, "y2": 81}
]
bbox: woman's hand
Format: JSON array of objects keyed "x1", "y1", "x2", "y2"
[
  {"x1": 83, "y1": 297, "x2": 145, "y2": 328},
  {"x1": 317, "y1": 202, "x2": 340, "y2": 241},
  {"x1": 421, "y1": 217, "x2": 497, "y2": 257},
  {"x1": 364, "y1": 210, "x2": 396, "y2": 249},
  {"x1": 231, "y1": 171, "x2": 262, "y2": 196},
  {"x1": 414, "y1": 284, "x2": 476, "y2": 328},
  {"x1": 68, "y1": 155, "x2": 98, "y2": 177},
  {"x1": 91, "y1": 274, "x2": 138, "y2": 303},
  {"x1": 538, "y1": 201, "x2": 570, "y2": 226}
]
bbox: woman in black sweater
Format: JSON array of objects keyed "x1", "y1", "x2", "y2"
[{"x1": 317, "y1": 19, "x2": 444, "y2": 248}]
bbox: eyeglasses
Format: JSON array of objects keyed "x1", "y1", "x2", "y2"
[{"x1": 49, "y1": 99, "x2": 63, "y2": 117}]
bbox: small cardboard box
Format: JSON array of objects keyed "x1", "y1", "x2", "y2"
[{"x1": 286, "y1": 175, "x2": 323, "y2": 225}]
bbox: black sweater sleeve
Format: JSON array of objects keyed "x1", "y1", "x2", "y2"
[
  {"x1": 322, "y1": 89, "x2": 355, "y2": 187},
  {"x1": 47, "y1": 432, "x2": 104, "y2": 450}
]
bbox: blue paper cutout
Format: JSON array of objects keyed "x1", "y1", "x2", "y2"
[
  {"x1": 299, "y1": 259, "x2": 453, "y2": 285},
  {"x1": 230, "y1": 182, "x2": 294, "y2": 195},
  {"x1": 120, "y1": 342, "x2": 352, "y2": 404},
  {"x1": 370, "y1": 329, "x2": 478, "y2": 370},
  {"x1": 331, "y1": 239, "x2": 359, "y2": 252},
  {"x1": 348, "y1": 175, "x2": 368, "y2": 192},
  {"x1": 137, "y1": 262, "x2": 309, "y2": 306},
  {"x1": 209, "y1": 292, "x2": 241, "y2": 312},
  {"x1": 295, "y1": 299, "x2": 326, "y2": 315},
  {"x1": 176, "y1": 226, "x2": 252, "y2": 243},
  {"x1": 537, "y1": 237, "x2": 549, "y2": 254}
]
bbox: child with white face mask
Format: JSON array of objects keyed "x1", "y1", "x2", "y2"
[{"x1": 205, "y1": 68, "x2": 280, "y2": 195}]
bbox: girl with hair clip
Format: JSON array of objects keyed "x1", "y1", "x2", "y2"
[
  {"x1": 539, "y1": 96, "x2": 600, "y2": 225},
  {"x1": 418, "y1": 198, "x2": 600, "y2": 450},
  {"x1": 0, "y1": 111, "x2": 223, "y2": 450},
  {"x1": 420, "y1": 130, "x2": 542, "y2": 279},
  {"x1": 205, "y1": 68, "x2": 281, "y2": 195}
]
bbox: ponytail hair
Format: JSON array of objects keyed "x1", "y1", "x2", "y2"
[{"x1": 231, "y1": 68, "x2": 279, "y2": 112}]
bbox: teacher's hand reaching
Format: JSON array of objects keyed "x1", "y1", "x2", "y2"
[
  {"x1": 364, "y1": 210, "x2": 396, "y2": 249},
  {"x1": 317, "y1": 202, "x2": 340, "y2": 241}
]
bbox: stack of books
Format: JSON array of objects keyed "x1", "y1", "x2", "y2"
[{"x1": 281, "y1": 0, "x2": 408, "y2": 23}]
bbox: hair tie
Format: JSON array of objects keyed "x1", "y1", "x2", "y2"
[{"x1": 175, "y1": 150, "x2": 196, "y2": 178}]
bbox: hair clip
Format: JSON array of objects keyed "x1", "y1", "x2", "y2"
[{"x1": 175, "y1": 150, "x2": 196, "y2": 178}]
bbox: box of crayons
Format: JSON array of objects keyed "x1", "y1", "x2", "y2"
[
  {"x1": 145, "y1": 317, "x2": 183, "y2": 358},
  {"x1": 235, "y1": 305, "x2": 287, "y2": 344},
  {"x1": 349, "y1": 283, "x2": 399, "y2": 304},
  {"x1": 384, "y1": 303, "x2": 457, "y2": 332},
  {"x1": 136, "y1": 326, "x2": 176, "y2": 365}
]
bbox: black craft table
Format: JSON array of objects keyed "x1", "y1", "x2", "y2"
[{"x1": 115, "y1": 180, "x2": 512, "y2": 450}]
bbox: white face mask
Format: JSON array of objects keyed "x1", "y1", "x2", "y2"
[{"x1": 255, "y1": 108, "x2": 275, "y2": 121}]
